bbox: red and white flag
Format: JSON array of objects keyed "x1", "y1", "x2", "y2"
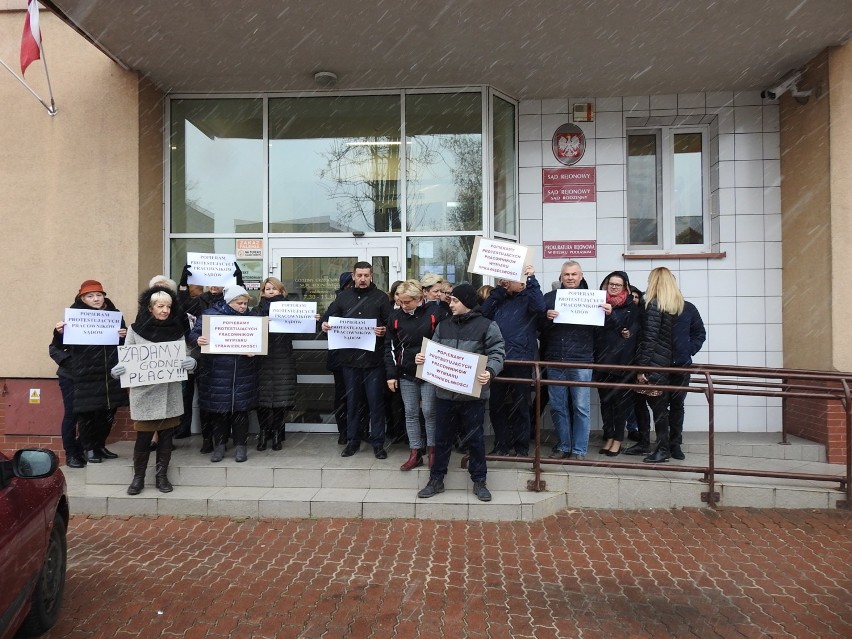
[{"x1": 20, "y1": 0, "x2": 42, "y2": 76}]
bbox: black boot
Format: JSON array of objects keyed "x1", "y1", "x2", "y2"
[
  {"x1": 624, "y1": 433, "x2": 651, "y2": 455},
  {"x1": 155, "y1": 430, "x2": 174, "y2": 493},
  {"x1": 256, "y1": 430, "x2": 269, "y2": 451},
  {"x1": 127, "y1": 450, "x2": 150, "y2": 495},
  {"x1": 271, "y1": 428, "x2": 283, "y2": 451},
  {"x1": 643, "y1": 424, "x2": 670, "y2": 464}
]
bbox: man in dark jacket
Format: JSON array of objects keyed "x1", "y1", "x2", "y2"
[
  {"x1": 540, "y1": 261, "x2": 595, "y2": 460},
  {"x1": 322, "y1": 261, "x2": 393, "y2": 459},
  {"x1": 481, "y1": 264, "x2": 545, "y2": 456},
  {"x1": 668, "y1": 300, "x2": 706, "y2": 460}
]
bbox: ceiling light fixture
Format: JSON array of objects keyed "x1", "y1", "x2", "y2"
[{"x1": 314, "y1": 71, "x2": 338, "y2": 89}]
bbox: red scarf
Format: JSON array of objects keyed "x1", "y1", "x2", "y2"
[{"x1": 606, "y1": 289, "x2": 628, "y2": 307}]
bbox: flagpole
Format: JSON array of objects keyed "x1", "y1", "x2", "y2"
[
  {"x1": 0, "y1": 57, "x2": 53, "y2": 114},
  {"x1": 38, "y1": 46, "x2": 57, "y2": 115}
]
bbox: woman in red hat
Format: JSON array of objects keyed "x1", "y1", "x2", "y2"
[{"x1": 52, "y1": 280, "x2": 128, "y2": 464}]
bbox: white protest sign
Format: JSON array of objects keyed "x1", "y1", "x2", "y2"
[
  {"x1": 327, "y1": 317, "x2": 377, "y2": 352},
  {"x1": 416, "y1": 338, "x2": 487, "y2": 398},
  {"x1": 553, "y1": 289, "x2": 606, "y2": 326},
  {"x1": 201, "y1": 315, "x2": 268, "y2": 355},
  {"x1": 186, "y1": 252, "x2": 238, "y2": 287},
  {"x1": 117, "y1": 340, "x2": 187, "y2": 388},
  {"x1": 62, "y1": 309, "x2": 123, "y2": 345},
  {"x1": 467, "y1": 237, "x2": 529, "y2": 282},
  {"x1": 269, "y1": 301, "x2": 318, "y2": 334}
]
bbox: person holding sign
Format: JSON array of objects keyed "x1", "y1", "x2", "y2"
[
  {"x1": 188, "y1": 285, "x2": 259, "y2": 463},
  {"x1": 255, "y1": 277, "x2": 296, "y2": 452},
  {"x1": 110, "y1": 286, "x2": 197, "y2": 494},
  {"x1": 415, "y1": 284, "x2": 505, "y2": 502},
  {"x1": 322, "y1": 262, "x2": 393, "y2": 459},
  {"x1": 593, "y1": 271, "x2": 640, "y2": 457},
  {"x1": 540, "y1": 261, "x2": 595, "y2": 461},
  {"x1": 481, "y1": 264, "x2": 545, "y2": 457},
  {"x1": 385, "y1": 280, "x2": 446, "y2": 470},
  {"x1": 51, "y1": 280, "x2": 127, "y2": 465}
]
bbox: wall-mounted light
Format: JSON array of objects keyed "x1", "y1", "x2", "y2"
[{"x1": 314, "y1": 71, "x2": 338, "y2": 89}]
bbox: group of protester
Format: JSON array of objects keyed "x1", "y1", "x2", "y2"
[{"x1": 50, "y1": 258, "x2": 704, "y2": 501}]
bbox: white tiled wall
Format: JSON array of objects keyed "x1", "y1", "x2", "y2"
[{"x1": 519, "y1": 92, "x2": 782, "y2": 433}]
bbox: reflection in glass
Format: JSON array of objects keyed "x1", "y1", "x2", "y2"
[
  {"x1": 269, "y1": 96, "x2": 401, "y2": 233},
  {"x1": 170, "y1": 99, "x2": 263, "y2": 233},
  {"x1": 406, "y1": 93, "x2": 483, "y2": 233},
  {"x1": 493, "y1": 96, "x2": 517, "y2": 236},
  {"x1": 407, "y1": 236, "x2": 482, "y2": 288},
  {"x1": 627, "y1": 133, "x2": 660, "y2": 246},
  {"x1": 279, "y1": 255, "x2": 357, "y2": 317},
  {"x1": 673, "y1": 133, "x2": 704, "y2": 245}
]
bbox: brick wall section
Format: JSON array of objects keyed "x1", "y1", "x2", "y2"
[
  {"x1": 1, "y1": 378, "x2": 134, "y2": 463},
  {"x1": 785, "y1": 385, "x2": 849, "y2": 464}
]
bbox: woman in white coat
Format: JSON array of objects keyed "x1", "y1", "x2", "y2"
[{"x1": 111, "y1": 286, "x2": 196, "y2": 494}]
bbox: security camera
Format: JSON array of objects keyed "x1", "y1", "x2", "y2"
[{"x1": 761, "y1": 69, "x2": 812, "y2": 102}]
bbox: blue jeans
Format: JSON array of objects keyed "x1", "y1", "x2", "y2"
[
  {"x1": 431, "y1": 398, "x2": 486, "y2": 483},
  {"x1": 547, "y1": 366, "x2": 592, "y2": 456},
  {"x1": 342, "y1": 366, "x2": 386, "y2": 448},
  {"x1": 399, "y1": 378, "x2": 436, "y2": 449}
]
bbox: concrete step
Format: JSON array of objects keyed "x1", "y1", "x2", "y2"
[{"x1": 64, "y1": 434, "x2": 846, "y2": 520}]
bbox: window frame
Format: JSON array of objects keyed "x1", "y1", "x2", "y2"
[{"x1": 626, "y1": 124, "x2": 711, "y2": 254}]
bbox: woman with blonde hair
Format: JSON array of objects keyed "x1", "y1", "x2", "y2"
[{"x1": 634, "y1": 267, "x2": 684, "y2": 464}]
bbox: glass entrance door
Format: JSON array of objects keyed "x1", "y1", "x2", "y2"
[{"x1": 269, "y1": 238, "x2": 401, "y2": 432}]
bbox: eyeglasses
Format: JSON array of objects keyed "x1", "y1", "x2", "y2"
[{"x1": 607, "y1": 283, "x2": 625, "y2": 289}]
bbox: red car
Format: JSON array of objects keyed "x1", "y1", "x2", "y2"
[{"x1": 0, "y1": 449, "x2": 69, "y2": 639}]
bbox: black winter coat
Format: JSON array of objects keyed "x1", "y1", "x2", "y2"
[
  {"x1": 188, "y1": 300, "x2": 259, "y2": 413},
  {"x1": 635, "y1": 300, "x2": 676, "y2": 385},
  {"x1": 481, "y1": 275, "x2": 546, "y2": 361},
  {"x1": 52, "y1": 298, "x2": 128, "y2": 414},
  {"x1": 594, "y1": 297, "x2": 640, "y2": 368},
  {"x1": 325, "y1": 283, "x2": 392, "y2": 368},
  {"x1": 672, "y1": 301, "x2": 706, "y2": 366},
  {"x1": 385, "y1": 303, "x2": 445, "y2": 380},
  {"x1": 540, "y1": 286, "x2": 595, "y2": 364},
  {"x1": 255, "y1": 296, "x2": 296, "y2": 409}
]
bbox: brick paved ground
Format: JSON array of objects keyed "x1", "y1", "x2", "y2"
[{"x1": 45, "y1": 509, "x2": 851, "y2": 639}]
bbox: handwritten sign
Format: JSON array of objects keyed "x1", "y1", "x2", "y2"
[
  {"x1": 416, "y1": 338, "x2": 487, "y2": 398},
  {"x1": 62, "y1": 309, "x2": 123, "y2": 345},
  {"x1": 553, "y1": 289, "x2": 606, "y2": 326},
  {"x1": 201, "y1": 315, "x2": 268, "y2": 355},
  {"x1": 117, "y1": 340, "x2": 187, "y2": 388},
  {"x1": 467, "y1": 237, "x2": 529, "y2": 282},
  {"x1": 186, "y1": 252, "x2": 238, "y2": 287},
  {"x1": 269, "y1": 301, "x2": 318, "y2": 333},
  {"x1": 327, "y1": 317, "x2": 376, "y2": 352}
]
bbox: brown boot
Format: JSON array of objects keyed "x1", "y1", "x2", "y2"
[
  {"x1": 428, "y1": 446, "x2": 435, "y2": 469},
  {"x1": 400, "y1": 448, "x2": 423, "y2": 471}
]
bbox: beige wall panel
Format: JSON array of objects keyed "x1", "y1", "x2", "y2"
[
  {"x1": 781, "y1": 51, "x2": 832, "y2": 370},
  {"x1": 829, "y1": 45, "x2": 852, "y2": 372},
  {"x1": 137, "y1": 78, "x2": 165, "y2": 292},
  {"x1": 0, "y1": 12, "x2": 141, "y2": 377}
]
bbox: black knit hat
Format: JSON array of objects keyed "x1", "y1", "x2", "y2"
[{"x1": 449, "y1": 284, "x2": 479, "y2": 311}]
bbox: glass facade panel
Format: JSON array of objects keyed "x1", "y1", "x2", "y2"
[
  {"x1": 268, "y1": 95, "x2": 401, "y2": 233},
  {"x1": 493, "y1": 96, "x2": 517, "y2": 236},
  {"x1": 406, "y1": 236, "x2": 482, "y2": 288},
  {"x1": 673, "y1": 132, "x2": 704, "y2": 245},
  {"x1": 627, "y1": 133, "x2": 660, "y2": 246},
  {"x1": 279, "y1": 254, "x2": 358, "y2": 317},
  {"x1": 405, "y1": 93, "x2": 483, "y2": 233},
  {"x1": 170, "y1": 99, "x2": 263, "y2": 233}
]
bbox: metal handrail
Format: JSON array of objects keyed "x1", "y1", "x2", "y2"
[{"x1": 472, "y1": 359, "x2": 851, "y2": 510}]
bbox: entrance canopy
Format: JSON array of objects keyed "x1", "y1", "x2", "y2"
[{"x1": 44, "y1": 0, "x2": 851, "y2": 96}]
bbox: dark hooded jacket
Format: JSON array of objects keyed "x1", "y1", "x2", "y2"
[
  {"x1": 593, "y1": 271, "x2": 640, "y2": 368},
  {"x1": 481, "y1": 274, "x2": 545, "y2": 361},
  {"x1": 255, "y1": 295, "x2": 297, "y2": 408},
  {"x1": 51, "y1": 296, "x2": 128, "y2": 414},
  {"x1": 188, "y1": 299, "x2": 259, "y2": 413},
  {"x1": 635, "y1": 299, "x2": 676, "y2": 385}
]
